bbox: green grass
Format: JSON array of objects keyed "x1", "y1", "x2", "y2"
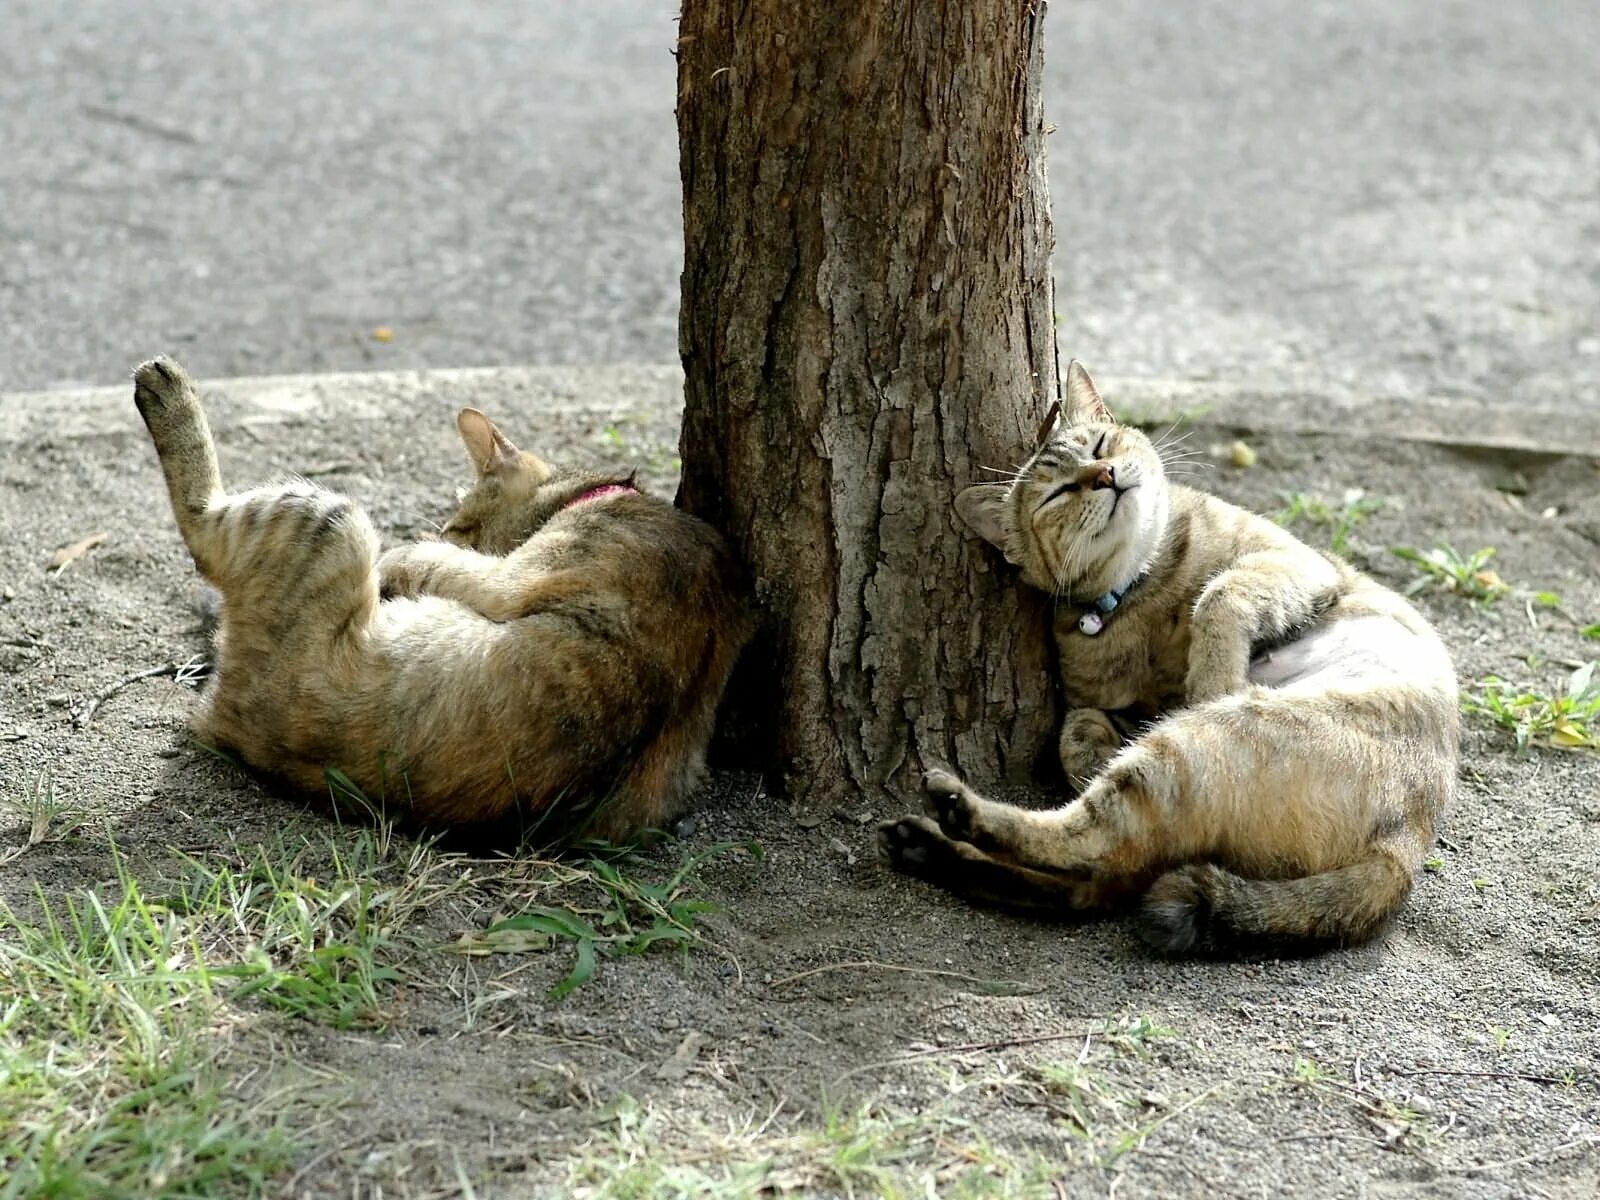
[
  {"x1": 1, "y1": 823, "x2": 753, "y2": 1195},
  {"x1": 0, "y1": 825, "x2": 467, "y2": 1194},
  {"x1": 1099, "y1": 1014, "x2": 1176, "y2": 1059},
  {"x1": 1, "y1": 738, "x2": 761, "y2": 1197},
  {"x1": 1273, "y1": 489, "x2": 1389, "y2": 554},
  {"x1": 447, "y1": 838, "x2": 757, "y2": 999},
  {"x1": 562, "y1": 1095, "x2": 1059, "y2": 1199},
  {"x1": 164, "y1": 832, "x2": 441, "y2": 1029},
  {"x1": 1463, "y1": 661, "x2": 1600, "y2": 753},
  {"x1": 0, "y1": 865, "x2": 292, "y2": 1198},
  {"x1": 1388, "y1": 544, "x2": 1566, "y2": 615},
  {"x1": 1390, "y1": 544, "x2": 1514, "y2": 602},
  {"x1": 1, "y1": 772, "x2": 81, "y2": 868}
]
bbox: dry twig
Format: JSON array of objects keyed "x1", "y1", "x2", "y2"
[{"x1": 71, "y1": 657, "x2": 209, "y2": 729}]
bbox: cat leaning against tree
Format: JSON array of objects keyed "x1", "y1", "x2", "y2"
[
  {"x1": 132, "y1": 356, "x2": 751, "y2": 844},
  {"x1": 880, "y1": 361, "x2": 1459, "y2": 956}
]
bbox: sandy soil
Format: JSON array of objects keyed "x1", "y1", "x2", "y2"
[{"x1": 2, "y1": 374, "x2": 1597, "y2": 1198}]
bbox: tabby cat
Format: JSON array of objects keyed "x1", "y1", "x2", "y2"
[
  {"x1": 880, "y1": 362, "x2": 1458, "y2": 954},
  {"x1": 133, "y1": 356, "x2": 750, "y2": 842}
]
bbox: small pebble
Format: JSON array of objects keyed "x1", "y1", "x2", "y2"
[{"x1": 46, "y1": 692, "x2": 70, "y2": 707}]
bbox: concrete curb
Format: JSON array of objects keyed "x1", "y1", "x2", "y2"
[{"x1": 2, "y1": 365, "x2": 1595, "y2": 457}]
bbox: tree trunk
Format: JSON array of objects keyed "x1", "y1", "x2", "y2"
[{"x1": 676, "y1": 0, "x2": 1061, "y2": 807}]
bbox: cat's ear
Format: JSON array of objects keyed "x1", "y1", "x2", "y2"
[
  {"x1": 954, "y1": 484, "x2": 1010, "y2": 549},
  {"x1": 457, "y1": 408, "x2": 537, "y2": 478},
  {"x1": 1063, "y1": 360, "x2": 1114, "y2": 425}
]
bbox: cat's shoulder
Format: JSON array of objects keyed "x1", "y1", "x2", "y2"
[{"x1": 1167, "y1": 483, "x2": 1316, "y2": 556}]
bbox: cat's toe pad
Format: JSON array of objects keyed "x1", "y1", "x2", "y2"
[
  {"x1": 921, "y1": 767, "x2": 980, "y2": 843},
  {"x1": 878, "y1": 815, "x2": 949, "y2": 872},
  {"x1": 133, "y1": 357, "x2": 198, "y2": 427}
]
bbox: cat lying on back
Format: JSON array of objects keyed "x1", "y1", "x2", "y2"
[
  {"x1": 133, "y1": 356, "x2": 750, "y2": 843},
  {"x1": 880, "y1": 362, "x2": 1458, "y2": 954}
]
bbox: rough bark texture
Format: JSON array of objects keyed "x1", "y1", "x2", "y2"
[{"x1": 677, "y1": 0, "x2": 1062, "y2": 806}]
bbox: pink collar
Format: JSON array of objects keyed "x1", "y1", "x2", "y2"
[{"x1": 565, "y1": 483, "x2": 638, "y2": 509}]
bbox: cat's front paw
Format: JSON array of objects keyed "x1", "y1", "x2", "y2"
[
  {"x1": 921, "y1": 767, "x2": 984, "y2": 846},
  {"x1": 1183, "y1": 661, "x2": 1247, "y2": 705},
  {"x1": 377, "y1": 544, "x2": 427, "y2": 600}
]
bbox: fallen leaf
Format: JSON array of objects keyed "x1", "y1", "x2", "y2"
[
  {"x1": 1551, "y1": 722, "x2": 1590, "y2": 748},
  {"x1": 372, "y1": 326, "x2": 394, "y2": 342},
  {"x1": 655, "y1": 1030, "x2": 707, "y2": 1082},
  {"x1": 1473, "y1": 569, "x2": 1507, "y2": 593},
  {"x1": 48, "y1": 532, "x2": 108, "y2": 573},
  {"x1": 446, "y1": 926, "x2": 553, "y2": 956},
  {"x1": 1229, "y1": 440, "x2": 1258, "y2": 468}
]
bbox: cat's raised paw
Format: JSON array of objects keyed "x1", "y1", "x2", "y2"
[{"x1": 132, "y1": 356, "x2": 201, "y2": 433}]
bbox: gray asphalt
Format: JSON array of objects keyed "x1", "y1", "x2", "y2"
[{"x1": 3, "y1": 1, "x2": 1596, "y2": 412}]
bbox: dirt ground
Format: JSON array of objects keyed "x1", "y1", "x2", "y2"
[{"x1": 2, "y1": 369, "x2": 1597, "y2": 1198}]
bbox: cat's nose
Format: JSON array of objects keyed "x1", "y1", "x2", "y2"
[{"x1": 1089, "y1": 463, "x2": 1116, "y2": 490}]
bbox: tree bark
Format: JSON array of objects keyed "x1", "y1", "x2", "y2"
[{"x1": 676, "y1": 0, "x2": 1061, "y2": 807}]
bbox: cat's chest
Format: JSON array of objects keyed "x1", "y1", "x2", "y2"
[{"x1": 1053, "y1": 602, "x2": 1190, "y2": 712}]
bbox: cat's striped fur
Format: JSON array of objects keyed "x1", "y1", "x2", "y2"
[
  {"x1": 880, "y1": 362, "x2": 1458, "y2": 954},
  {"x1": 134, "y1": 356, "x2": 750, "y2": 843}
]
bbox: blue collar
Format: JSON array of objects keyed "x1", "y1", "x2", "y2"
[{"x1": 1075, "y1": 574, "x2": 1144, "y2": 636}]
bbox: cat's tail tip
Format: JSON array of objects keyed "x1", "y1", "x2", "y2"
[{"x1": 1136, "y1": 863, "x2": 1227, "y2": 956}]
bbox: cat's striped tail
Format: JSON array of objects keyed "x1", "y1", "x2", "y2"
[{"x1": 1137, "y1": 852, "x2": 1417, "y2": 955}]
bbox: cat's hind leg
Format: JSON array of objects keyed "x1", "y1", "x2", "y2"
[
  {"x1": 877, "y1": 815, "x2": 1126, "y2": 913},
  {"x1": 135, "y1": 357, "x2": 381, "y2": 637},
  {"x1": 133, "y1": 357, "x2": 223, "y2": 558}
]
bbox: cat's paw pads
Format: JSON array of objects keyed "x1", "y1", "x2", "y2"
[
  {"x1": 132, "y1": 356, "x2": 186, "y2": 411},
  {"x1": 921, "y1": 767, "x2": 979, "y2": 843},
  {"x1": 132, "y1": 356, "x2": 204, "y2": 438},
  {"x1": 877, "y1": 815, "x2": 949, "y2": 872}
]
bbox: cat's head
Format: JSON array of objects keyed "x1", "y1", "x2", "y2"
[
  {"x1": 955, "y1": 362, "x2": 1170, "y2": 599},
  {"x1": 435, "y1": 409, "x2": 632, "y2": 554}
]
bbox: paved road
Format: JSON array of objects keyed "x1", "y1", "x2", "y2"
[{"x1": 3, "y1": 0, "x2": 1596, "y2": 411}]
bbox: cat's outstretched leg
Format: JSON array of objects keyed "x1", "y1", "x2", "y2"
[
  {"x1": 922, "y1": 733, "x2": 1207, "y2": 880},
  {"x1": 877, "y1": 815, "x2": 1125, "y2": 912},
  {"x1": 133, "y1": 357, "x2": 224, "y2": 561}
]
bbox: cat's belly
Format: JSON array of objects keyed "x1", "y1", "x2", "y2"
[{"x1": 1247, "y1": 615, "x2": 1416, "y2": 689}]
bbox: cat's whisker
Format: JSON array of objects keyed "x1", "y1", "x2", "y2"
[
  {"x1": 1150, "y1": 425, "x2": 1194, "y2": 454},
  {"x1": 977, "y1": 463, "x2": 1029, "y2": 480}
]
